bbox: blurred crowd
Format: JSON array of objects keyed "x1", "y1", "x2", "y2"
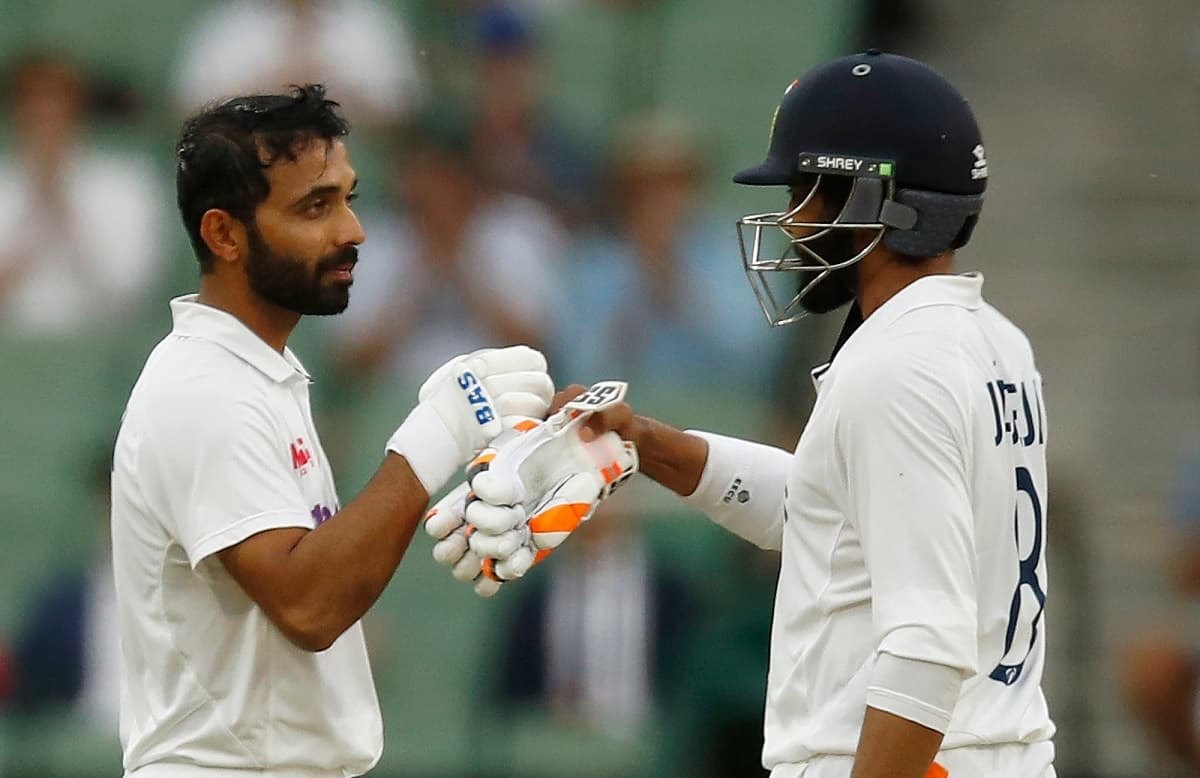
[{"x1": 0, "y1": 1, "x2": 832, "y2": 775}]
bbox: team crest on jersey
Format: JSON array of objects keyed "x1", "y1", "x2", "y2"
[{"x1": 291, "y1": 437, "x2": 313, "y2": 475}]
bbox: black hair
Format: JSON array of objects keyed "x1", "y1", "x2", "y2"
[{"x1": 175, "y1": 84, "x2": 350, "y2": 270}]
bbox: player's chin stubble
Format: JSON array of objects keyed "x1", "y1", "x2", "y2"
[
  {"x1": 244, "y1": 228, "x2": 356, "y2": 316},
  {"x1": 796, "y1": 232, "x2": 857, "y2": 314}
]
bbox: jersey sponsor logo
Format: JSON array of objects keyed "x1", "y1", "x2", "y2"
[
  {"x1": 311, "y1": 502, "x2": 335, "y2": 526},
  {"x1": 457, "y1": 370, "x2": 496, "y2": 425},
  {"x1": 722, "y1": 477, "x2": 750, "y2": 505},
  {"x1": 291, "y1": 437, "x2": 314, "y2": 474},
  {"x1": 986, "y1": 378, "x2": 1045, "y2": 448}
]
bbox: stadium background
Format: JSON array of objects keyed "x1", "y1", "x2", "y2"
[{"x1": 0, "y1": 0, "x2": 1195, "y2": 775}]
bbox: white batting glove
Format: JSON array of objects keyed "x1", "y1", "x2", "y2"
[
  {"x1": 422, "y1": 481, "x2": 503, "y2": 598},
  {"x1": 386, "y1": 346, "x2": 553, "y2": 497},
  {"x1": 465, "y1": 381, "x2": 639, "y2": 583}
]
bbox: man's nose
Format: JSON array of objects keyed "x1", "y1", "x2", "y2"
[{"x1": 338, "y1": 207, "x2": 366, "y2": 246}]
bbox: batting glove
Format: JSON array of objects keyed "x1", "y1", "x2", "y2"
[
  {"x1": 386, "y1": 346, "x2": 553, "y2": 496},
  {"x1": 422, "y1": 481, "x2": 504, "y2": 598},
  {"x1": 464, "y1": 381, "x2": 639, "y2": 583}
]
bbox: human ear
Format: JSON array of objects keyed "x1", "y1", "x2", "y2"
[{"x1": 199, "y1": 209, "x2": 248, "y2": 265}]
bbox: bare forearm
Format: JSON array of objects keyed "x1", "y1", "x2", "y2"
[
  {"x1": 629, "y1": 415, "x2": 708, "y2": 497},
  {"x1": 851, "y1": 706, "x2": 945, "y2": 778},
  {"x1": 285, "y1": 454, "x2": 427, "y2": 645}
]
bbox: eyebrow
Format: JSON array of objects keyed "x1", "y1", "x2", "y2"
[{"x1": 292, "y1": 177, "x2": 358, "y2": 208}]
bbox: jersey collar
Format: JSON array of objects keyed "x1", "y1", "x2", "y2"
[
  {"x1": 169, "y1": 295, "x2": 311, "y2": 384},
  {"x1": 810, "y1": 272, "x2": 985, "y2": 387}
]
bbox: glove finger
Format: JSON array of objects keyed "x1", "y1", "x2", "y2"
[
  {"x1": 494, "y1": 390, "x2": 552, "y2": 421},
  {"x1": 417, "y1": 348, "x2": 496, "y2": 400},
  {"x1": 493, "y1": 545, "x2": 536, "y2": 580},
  {"x1": 465, "y1": 447, "x2": 500, "y2": 484},
  {"x1": 474, "y1": 577, "x2": 502, "y2": 598},
  {"x1": 424, "y1": 504, "x2": 465, "y2": 539},
  {"x1": 424, "y1": 510, "x2": 462, "y2": 541},
  {"x1": 423, "y1": 482, "x2": 470, "y2": 539},
  {"x1": 465, "y1": 345, "x2": 547, "y2": 379},
  {"x1": 469, "y1": 527, "x2": 527, "y2": 559},
  {"x1": 468, "y1": 470, "x2": 523, "y2": 507},
  {"x1": 452, "y1": 549, "x2": 484, "y2": 582},
  {"x1": 432, "y1": 531, "x2": 469, "y2": 566},
  {"x1": 485, "y1": 371, "x2": 555, "y2": 406},
  {"x1": 465, "y1": 497, "x2": 525, "y2": 534}
]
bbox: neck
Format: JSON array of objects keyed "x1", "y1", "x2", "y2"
[
  {"x1": 197, "y1": 274, "x2": 299, "y2": 353},
  {"x1": 857, "y1": 251, "x2": 956, "y2": 319}
]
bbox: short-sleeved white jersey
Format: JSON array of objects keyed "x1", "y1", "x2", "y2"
[{"x1": 111, "y1": 296, "x2": 382, "y2": 776}]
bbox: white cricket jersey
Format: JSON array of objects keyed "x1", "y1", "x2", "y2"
[
  {"x1": 689, "y1": 273, "x2": 1054, "y2": 774},
  {"x1": 111, "y1": 296, "x2": 382, "y2": 776}
]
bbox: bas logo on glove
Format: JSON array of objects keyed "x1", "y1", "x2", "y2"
[
  {"x1": 386, "y1": 346, "x2": 553, "y2": 497},
  {"x1": 456, "y1": 370, "x2": 496, "y2": 426}
]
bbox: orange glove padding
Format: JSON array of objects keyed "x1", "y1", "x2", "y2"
[{"x1": 464, "y1": 381, "x2": 638, "y2": 583}]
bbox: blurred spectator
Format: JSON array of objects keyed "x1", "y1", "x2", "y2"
[
  {"x1": 551, "y1": 111, "x2": 773, "y2": 393},
  {"x1": 0, "y1": 51, "x2": 165, "y2": 335},
  {"x1": 171, "y1": 0, "x2": 423, "y2": 128},
  {"x1": 1119, "y1": 447, "x2": 1200, "y2": 769},
  {"x1": 0, "y1": 641, "x2": 14, "y2": 705},
  {"x1": 495, "y1": 497, "x2": 696, "y2": 736},
  {"x1": 466, "y1": 3, "x2": 596, "y2": 226},
  {"x1": 8, "y1": 448, "x2": 118, "y2": 732},
  {"x1": 330, "y1": 112, "x2": 565, "y2": 390},
  {"x1": 665, "y1": 542, "x2": 776, "y2": 778},
  {"x1": 861, "y1": 0, "x2": 934, "y2": 51}
]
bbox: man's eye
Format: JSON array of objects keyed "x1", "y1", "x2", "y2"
[
  {"x1": 306, "y1": 199, "x2": 329, "y2": 216},
  {"x1": 347, "y1": 192, "x2": 359, "y2": 205}
]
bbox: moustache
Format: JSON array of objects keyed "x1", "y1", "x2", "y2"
[{"x1": 318, "y1": 245, "x2": 359, "y2": 273}]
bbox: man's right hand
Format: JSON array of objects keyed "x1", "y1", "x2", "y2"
[
  {"x1": 554, "y1": 382, "x2": 708, "y2": 499},
  {"x1": 549, "y1": 382, "x2": 637, "y2": 440},
  {"x1": 425, "y1": 382, "x2": 640, "y2": 595},
  {"x1": 386, "y1": 346, "x2": 554, "y2": 497}
]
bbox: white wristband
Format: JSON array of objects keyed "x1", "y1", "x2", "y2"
[
  {"x1": 386, "y1": 402, "x2": 462, "y2": 497},
  {"x1": 865, "y1": 652, "x2": 963, "y2": 734},
  {"x1": 682, "y1": 430, "x2": 791, "y2": 551}
]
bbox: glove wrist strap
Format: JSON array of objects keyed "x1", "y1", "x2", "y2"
[{"x1": 387, "y1": 402, "x2": 461, "y2": 496}]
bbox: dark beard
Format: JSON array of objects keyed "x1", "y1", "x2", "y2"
[
  {"x1": 244, "y1": 225, "x2": 357, "y2": 316},
  {"x1": 796, "y1": 230, "x2": 857, "y2": 314}
]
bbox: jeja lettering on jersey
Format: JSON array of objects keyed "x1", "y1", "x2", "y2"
[{"x1": 986, "y1": 378, "x2": 1045, "y2": 448}]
